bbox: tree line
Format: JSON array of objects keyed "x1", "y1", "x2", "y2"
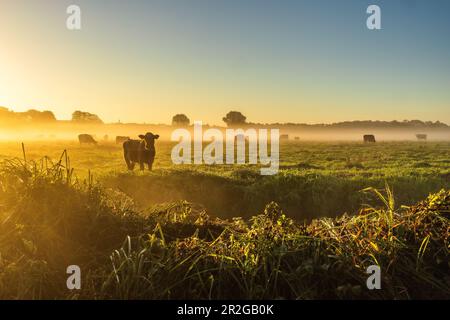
[
  {"x1": 172, "y1": 112, "x2": 448, "y2": 128},
  {"x1": 0, "y1": 106, "x2": 448, "y2": 128},
  {"x1": 0, "y1": 107, "x2": 103, "y2": 124}
]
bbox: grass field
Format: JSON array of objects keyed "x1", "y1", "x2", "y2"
[
  {"x1": 0, "y1": 140, "x2": 448, "y2": 299},
  {"x1": 0, "y1": 140, "x2": 448, "y2": 220}
]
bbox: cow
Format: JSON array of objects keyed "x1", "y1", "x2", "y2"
[
  {"x1": 123, "y1": 132, "x2": 159, "y2": 170},
  {"x1": 116, "y1": 136, "x2": 130, "y2": 144},
  {"x1": 416, "y1": 134, "x2": 427, "y2": 141},
  {"x1": 280, "y1": 134, "x2": 289, "y2": 140},
  {"x1": 78, "y1": 134, "x2": 97, "y2": 145},
  {"x1": 363, "y1": 135, "x2": 376, "y2": 143}
]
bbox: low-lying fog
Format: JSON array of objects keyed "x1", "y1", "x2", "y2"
[{"x1": 0, "y1": 123, "x2": 449, "y2": 142}]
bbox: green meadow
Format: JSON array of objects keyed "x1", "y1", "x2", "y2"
[
  {"x1": 0, "y1": 140, "x2": 448, "y2": 220},
  {"x1": 0, "y1": 140, "x2": 448, "y2": 299}
]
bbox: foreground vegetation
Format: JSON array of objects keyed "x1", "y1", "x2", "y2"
[{"x1": 0, "y1": 152, "x2": 448, "y2": 299}]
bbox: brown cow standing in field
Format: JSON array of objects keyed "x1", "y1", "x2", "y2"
[
  {"x1": 363, "y1": 135, "x2": 376, "y2": 143},
  {"x1": 123, "y1": 132, "x2": 159, "y2": 170},
  {"x1": 116, "y1": 136, "x2": 130, "y2": 144},
  {"x1": 78, "y1": 134, "x2": 97, "y2": 145}
]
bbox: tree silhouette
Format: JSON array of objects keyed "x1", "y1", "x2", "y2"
[
  {"x1": 172, "y1": 114, "x2": 190, "y2": 126},
  {"x1": 72, "y1": 110, "x2": 103, "y2": 124},
  {"x1": 24, "y1": 109, "x2": 56, "y2": 122},
  {"x1": 222, "y1": 111, "x2": 247, "y2": 127}
]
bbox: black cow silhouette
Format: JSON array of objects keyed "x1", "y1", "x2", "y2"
[{"x1": 123, "y1": 132, "x2": 159, "y2": 170}]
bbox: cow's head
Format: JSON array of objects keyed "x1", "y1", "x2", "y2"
[{"x1": 138, "y1": 132, "x2": 159, "y2": 150}]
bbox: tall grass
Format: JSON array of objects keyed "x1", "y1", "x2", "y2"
[
  {"x1": 0, "y1": 152, "x2": 448, "y2": 299},
  {"x1": 0, "y1": 150, "x2": 145, "y2": 299},
  {"x1": 103, "y1": 170, "x2": 448, "y2": 220}
]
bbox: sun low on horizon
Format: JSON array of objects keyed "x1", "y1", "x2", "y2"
[{"x1": 0, "y1": 0, "x2": 449, "y2": 125}]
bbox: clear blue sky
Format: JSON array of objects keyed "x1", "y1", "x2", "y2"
[{"x1": 0, "y1": 0, "x2": 449, "y2": 124}]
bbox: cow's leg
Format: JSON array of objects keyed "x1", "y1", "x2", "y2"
[
  {"x1": 139, "y1": 157, "x2": 145, "y2": 170},
  {"x1": 148, "y1": 157, "x2": 154, "y2": 171},
  {"x1": 124, "y1": 150, "x2": 134, "y2": 170},
  {"x1": 137, "y1": 152, "x2": 145, "y2": 170},
  {"x1": 127, "y1": 161, "x2": 134, "y2": 170}
]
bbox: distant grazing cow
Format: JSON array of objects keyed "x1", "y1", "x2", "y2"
[
  {"x1": 123, "y1": 132, "x2": 159, "y2": 170},
  {"x1": 294, "y1": 136, "x2": 300, "y2": 141},
  {"x1": 363, "y1": 135, "x2": 376, "y2": 143},
  {"x1": 416, "y1": 134, "x2": 427, "y2": 141},
  {"x1": 116, "y1": 136, "x2": 130, "y2": 144},
  {"x1": 280, "y1": 134, "x2": 289, "y2": 140},
  {"x1": 78, "y1": 134, "x2": 97, "y2": 145}
]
